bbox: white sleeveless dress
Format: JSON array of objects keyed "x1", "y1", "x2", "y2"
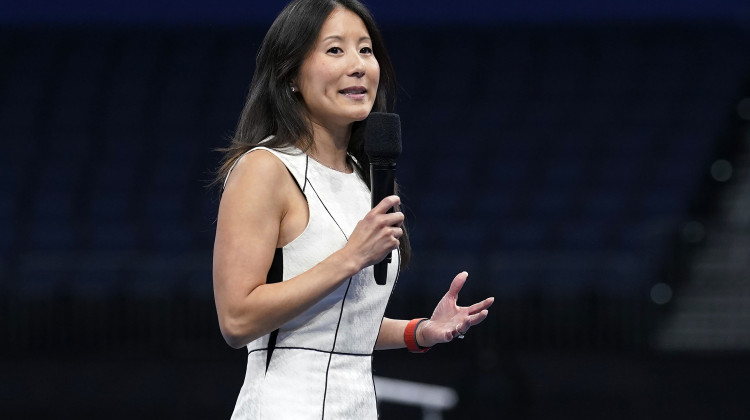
[{"x1": 226, "y1": 144, "x2": 400, "y2": 420}]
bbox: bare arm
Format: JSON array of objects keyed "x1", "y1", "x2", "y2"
[
  {"x1": 374, "y1": 318, "x2": 409, "y2": 350},
  {"x1": 213, "y1": 150, "x2": 404, "y2": 348}
]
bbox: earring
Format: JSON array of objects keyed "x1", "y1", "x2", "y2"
[{"x1": 291, "y1": 86, "x2": 297, "y2": 93}]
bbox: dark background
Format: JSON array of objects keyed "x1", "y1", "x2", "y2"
[
  {"x1": 2, "y1": 0, "x2": 750, "y2": 24},
  {"x1": 2, "y1": 1, "x2": 750, "y2": 419}
]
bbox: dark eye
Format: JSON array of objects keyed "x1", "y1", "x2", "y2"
[
  {"x1": 327, "y1": 47, "x2": 343, "y2": 54},
  {"x1": 360, "y1": 47, "x2": 373, "y2": 54}
]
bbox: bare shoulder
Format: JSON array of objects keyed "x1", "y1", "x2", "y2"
[{"x1": 223, "y1": 149, "x2": 289, "y2": 193}]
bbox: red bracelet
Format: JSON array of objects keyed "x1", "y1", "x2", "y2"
[{"x1": 405, "y1": 318, "x2": 430, "y2": 353}]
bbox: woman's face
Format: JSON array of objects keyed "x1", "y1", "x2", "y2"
[{"x1": 296, "y1": 7, "x2": 380, "y2": 131}]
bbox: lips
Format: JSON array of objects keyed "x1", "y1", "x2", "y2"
[{"x1": 339, "y1": 86, "x2": 367, "y2": 95}]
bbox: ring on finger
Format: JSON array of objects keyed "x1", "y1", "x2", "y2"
[{"x1": 455, "y1": 324, "x2": 465, "y2": 339}]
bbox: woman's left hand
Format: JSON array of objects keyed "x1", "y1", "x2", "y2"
[{"x1": 418, "y1": 271, "x2": 494, "y2": 348}]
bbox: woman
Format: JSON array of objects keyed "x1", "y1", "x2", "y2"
[{"x1": 212, "y1": 0, "x2": 494, "y2": 418}]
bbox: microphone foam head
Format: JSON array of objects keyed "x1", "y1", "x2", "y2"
[{"x1": 363, "y1": 112, "x2": 401, "y2": 161}]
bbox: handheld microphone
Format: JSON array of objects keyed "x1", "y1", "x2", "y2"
[{"x1": 363, "y1": 112, "x2": 402, "y2": 285}]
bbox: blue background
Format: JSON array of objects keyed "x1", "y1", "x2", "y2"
[{"x1": 1, "y1": 0, "x2": 749, "y2": 24}]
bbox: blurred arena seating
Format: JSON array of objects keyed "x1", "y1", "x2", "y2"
[
  {"x1": 2, "y1": 21, "x2": 750, "y2": 420},
  {"x1": 0, "y1": 23, "x2": 749, "y2": 353}
]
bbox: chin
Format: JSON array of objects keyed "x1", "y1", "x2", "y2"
[
  {"x1": 352, "y1": 113, "x2": 370, "y2": 122},
  {"x1": 350, "y1": 107, "x2": 374, "y2": 122}
]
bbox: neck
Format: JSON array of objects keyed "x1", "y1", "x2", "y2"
[{"x1": 309, "y1": 121, "x2": 352, "y2": 173}]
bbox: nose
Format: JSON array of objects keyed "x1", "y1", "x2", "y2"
[{"x1": 349, "y1": 51, "x2": 366, "y2": 78}]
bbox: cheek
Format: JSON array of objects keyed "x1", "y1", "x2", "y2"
[
  {"x1": 300, "y1": 60, "x2": 335, "y2": 92},
  {"x1": 371, "y1": 63, "x2": 380, "y2": 91},
  {"x1": 315, "y1": 57, "x2": 343, "y2": 79}
]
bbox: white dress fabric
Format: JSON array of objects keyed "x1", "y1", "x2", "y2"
[{"x1": 227, "y1": 144, "x2": 400, "y2": 420}]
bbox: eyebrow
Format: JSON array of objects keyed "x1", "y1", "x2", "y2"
[{"x1": 322, "y1": 35, "x2": 372, "y2": 43}]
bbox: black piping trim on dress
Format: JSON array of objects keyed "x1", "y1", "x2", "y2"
[
  {"x1": 306, "y1": 179, "x2": 348, "y2": 241},
  {"x1": 321, "y1": 276, "x2": 354, "y2": 420},
  {"x1": 306, "y1": 162, "x2": 355, "y2": 419},
  {"x1": 249, "y1": 346, "x2": 371, "y2": 357},
  {"x1": 302, "y1": 154, "x2": 309, "y2": 193},
  {"x1": 370, "y1": 247, "x2": 401, "y2": 417},
  {"x1": 287, "y1": 167, "x2": 307, "y2": 200}
]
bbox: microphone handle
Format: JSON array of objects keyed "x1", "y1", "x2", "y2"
[{"x1": 370, "y1": 162, "x2": 396, "y2": 285}]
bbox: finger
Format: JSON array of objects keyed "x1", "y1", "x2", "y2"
[
  {"x1": 455, "y1": 310, "x2": 490, "y2": 334},
  {"x1": 467, "y1": 309, "x2": 489, "y2": 327},
  {"x1": 466, "y1": 297, "x2": 494, "y2": 314},
  {"x1": 382, "y1": 211, "x2": 404, "y2": 227},
  {"x1": 392, "y1": 227, "x2": 403, "y2": 239},
  {"x1": 447, "y1": 271, "x2": 468, "y2": 300},
  {"x1": 455, "y1": 321, "x2": 469, "y2": 336},
  {"x1": 373, "y1": 195, "x2": 400, "y2": 214}
]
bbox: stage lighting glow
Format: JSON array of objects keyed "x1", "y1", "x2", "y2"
[
  {"x1": 650, "y1": 282, "x2": 673, "y2": 305},
  {"x1": 711, "y1": 159, "x2": 733, "y2": 182}
]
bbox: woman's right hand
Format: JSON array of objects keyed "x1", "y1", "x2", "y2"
[{"x1": 343, "y1": 195, "x2": 404, "y2": 270}]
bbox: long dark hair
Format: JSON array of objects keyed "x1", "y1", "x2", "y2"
[{"x1": 213, "y1": 0, "x2": 410, "y2": 267}]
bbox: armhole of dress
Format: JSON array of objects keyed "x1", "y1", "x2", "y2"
[
  {"x1": 262, "y1": 159, "x2": 307, "y2": 373},
  {"x1": 301, "y1": 154, "x2": 309, "y2": 193},
  {"x1": 265, "y1": 247, "x2": 283, "y2": 373},
  {"x1": 287, "y1": 166, "x2": 307, "y2": 198}
]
